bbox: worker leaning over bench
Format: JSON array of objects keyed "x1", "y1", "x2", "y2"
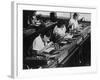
[
  {"x1": 53, "y1": 21, "x2": 66, "y2": 38},
  {"x1": 32, "y1": 32, "x2": 57, "y2": 58}
]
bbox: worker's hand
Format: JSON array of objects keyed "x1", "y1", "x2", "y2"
[
  {"x1": 48, "y1": 41, "x2": 53, "y2": 45},
  {"x1": 45, "y1": 54, "x2": 58, "y2": 59},
  {"x1": 37, "y1": 51, "x2": 41, "y2": 54},
  {"x1": 79, "y1": 24, "x2": 82, "y2": 27}
]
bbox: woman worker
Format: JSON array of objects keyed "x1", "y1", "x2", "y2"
[
  {"x1": 53, "y1": 21, "x2": 66, "y2": 39},
  {"x1": 68, "y1": 13, "x2": 82, "y2": 31}
]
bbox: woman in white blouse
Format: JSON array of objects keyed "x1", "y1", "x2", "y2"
[
  {"x1": 69, "y1": 13, "x2": 82, "y2": 30},
  {"x1": 53, "y1": 22, "x2": 66, "y2": 37},
  {"x1": 32, "y1": 33, "x2": 53, "y2": 54}
]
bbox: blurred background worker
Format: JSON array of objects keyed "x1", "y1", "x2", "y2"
[
  {"x1": 27, "y1": 11, "x2": 37, "y2": 26},
  {"x1": 28, "y1": 11, "x2": 42, "y2": 27},
  {"x1": 68, "y1": 13, "x2": 82, "y2": 31},
  {"x1": 50, "y1": 12, "x2": 57, "y2": 22}
]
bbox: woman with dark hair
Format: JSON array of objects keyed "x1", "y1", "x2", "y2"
[
  {"x1": 32, "y1": 32, "x2": 53, "y2": 54},
  {"x1": 53, "y1": 21, "x2": 66, "y2": 37}
]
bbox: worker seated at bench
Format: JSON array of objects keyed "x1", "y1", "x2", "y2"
[
  {"x1": 68, "y1": 13, "x2": 83, "y2": 32},
  {"x1": 53, "y1": 21, "x2": 67, "y2": 42},
  {"x1": 31, "y1": 32, "x2": 56, "y2": 59},
  {"x1": 53, "y1": 21, "x2": 73, "y2": 43}
]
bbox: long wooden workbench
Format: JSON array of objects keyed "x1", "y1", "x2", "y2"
[{"x1": 42, "y1": 26, "x2": 91, "y2": 68}]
